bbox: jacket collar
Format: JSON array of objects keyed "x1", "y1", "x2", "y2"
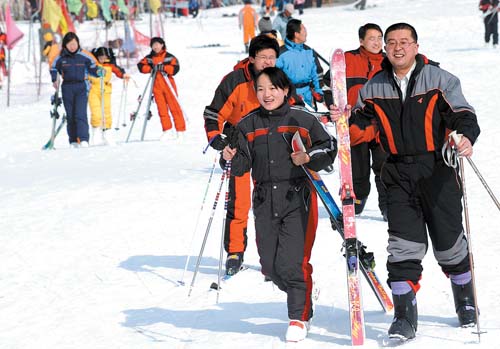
[
  {"x1": 285, "y1": 38, "x2": 304, "y2": 51},
  {"x1": 259, "y1": 101, "x2": 290, "y2": 118}
]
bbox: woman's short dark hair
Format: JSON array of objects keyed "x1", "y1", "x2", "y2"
[
  {"x1": 286, "y1": 19, "x2": 302, "y2": 41},
  {"x1": 254, "y1": 67, "x2": 291, "y2": 93},
  {"x1": 384, "y1": 22, "x2": 418, "y2": 43},
  {"x1": 62, "y1": 32, "x2": 80, "y2": 50},
  {"x1": 358, "y1": 23, "x2": 383, "y2": 40}
]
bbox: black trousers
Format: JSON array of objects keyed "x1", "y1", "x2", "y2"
[
  {"x1": 484, "y1": 16, "x2": 498, "y2": 45},
  {"x1": 253, "y1": 181, "x2": 317, "y2": 321},
  {"x1": 381, "y1": 154, "x2": 470, "y2": 285},
  {"x1": 351, "y1": 140, "x2": 388, "y2": 211}
]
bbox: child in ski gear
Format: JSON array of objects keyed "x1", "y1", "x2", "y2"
[
  {"x1": 330, "y1": 22, "x2": 481, "y2": 340},
  {"x1": 324, "y1": 23, "x2": 387, "y2": 219},
  {"x1": 479, "y1": 0, "x2": 499, "y2": 47},
  {"x1": 89, "y1": 47, "x2": 130, "y2": 145},
  {"x1": 50, "y1": 32, "x2": 100, "y2": 148},
  {"x1": 272, "y1": 3, "x2": 294, "y2": 41},
  {"x1": 221, "y1": 67, "x2": 337, "y2": 342},
  {"x1": 276, "y1": 19, "x2": 323, "y2": 107},
  {"x1": 239, "y1": 0, "x2": 259, "y2": 53},
  {"x1": 137, "y1": 37, "x2": 186, "y2": 140},
  {"x1": 0, "y1": 31, "x2": 6, "y2": 89},
  {"x1": 203, "y1": 35, "x2": 280, "y2": 276},
  {"x1": 42, "y1": 31, "x2": 60, "y2": 67}
]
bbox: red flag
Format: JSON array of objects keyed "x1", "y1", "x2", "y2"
[
  {"x1": 130, "y1": 19, "x2": 151, "y2": 47},
  {"x1": 5, "y1": 4, "x2": 24, "y2": 49}
]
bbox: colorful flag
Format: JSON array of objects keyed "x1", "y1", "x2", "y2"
[
  {"x1": 149, "y1": 0, "x2": 161, "y2": 14},
  {"x1": 41, "y1": 0, "x2": 75, "y2": 35},
  {"x1": 117, "y1": 0, "x2": 129, "y2": 15},
  {"x1": 5, "y1": 4, "x2": 24, "y2": 49},
  {"x1": 101, "y1": 0, "x2": 112, "y2": 22}
]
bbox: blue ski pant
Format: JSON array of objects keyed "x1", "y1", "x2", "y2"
[{"x1": 62, "y1": 81, "x2": 90, "y2": 143}]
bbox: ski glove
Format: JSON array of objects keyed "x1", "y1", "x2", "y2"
[
  {"x1": 210, "y1": 134, "x2": 229, "y2": 151},
  {"x1": 313, "y1": 91, "x2": 324, "y2": 104}
]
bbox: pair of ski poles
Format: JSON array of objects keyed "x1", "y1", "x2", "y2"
[{"x1": 125, "y1": 68, "x2": 158, "y2": 142}]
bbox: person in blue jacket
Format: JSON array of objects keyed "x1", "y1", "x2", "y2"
[
  {"x1": 51, "y1": 32, "x2": 101, "y2": 148},
  {"x1": 276, "y1": 19, "x2": 323, "y2": 107}
]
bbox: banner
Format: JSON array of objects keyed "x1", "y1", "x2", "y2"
[{"x1": 5, "y1": 4, "x2": 24, "y2": 49}]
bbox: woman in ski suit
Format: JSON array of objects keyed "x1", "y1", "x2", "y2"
[
  {"x1": 222, "y1": 67, "x2": 337, "y2": 342},
  {"x1": 137, "y1": 37, "x2": 186, "y2": 140},
  {"x1": 88, "y1": 47, "x2": 129, "y2": 145},
  {"x1": 50, "y1": 32, "x2": 100, "y2": 147}
]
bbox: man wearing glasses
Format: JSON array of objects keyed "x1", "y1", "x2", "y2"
[
  {"x1": 324, "y1": 23, "x2": 387, "y2": 221},
  {"x1": 203, "y1": 35, "x2": 280, "y2": 276},
  {"x1": 330, "y1": 23, "x2": 480, "y2": 341}
]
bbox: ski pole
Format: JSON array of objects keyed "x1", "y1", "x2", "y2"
[
  {"x1": 464, "y1": 157, "x2": 500, "y2": 211},
  {"x1": 188, "y1": 165, "x2": 228, "y2": 297},
  {"x1": 163, "y1": 73, "x2": 190, "y2": 125},
  {"x1": 450, "y1": 132, "x2": 485, "y2": 342},
  {"x1": 215, "y1": 161, "x2": 231, "y2": 303},
  {"x1": 126, "y1": 72, "x2": 153, "y2": 142},
  {"x1": 115, "y1": 79, "x2": 128, "y2": 130},
  {"x1": 178, "y1": 154, "x2": 219, "y2": 286},
  {"x1": 140, "y1": 68, "x2": 158, "y2": 141}
]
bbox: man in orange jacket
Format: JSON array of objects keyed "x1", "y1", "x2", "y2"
[
  {"x1": 324, "y1": 23, "x2": 387, "y2": 220},
  {"x1": 203, "y1": 35, "x2": 280, "y2": 276},
  {"x1": 137, "y1": 37, "x2": 186, "y2": 140}
]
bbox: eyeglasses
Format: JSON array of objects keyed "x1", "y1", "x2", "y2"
[
  {"x1": 255, "y1": 55, "x2": 277, "y2": 61},
  {"x1": 385, "y1": 40, "x2": 416, "y2": 49}
]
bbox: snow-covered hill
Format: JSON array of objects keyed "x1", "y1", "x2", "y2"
[{"x1": 1, "y1": 0, "x2": 499, "y2": 348}]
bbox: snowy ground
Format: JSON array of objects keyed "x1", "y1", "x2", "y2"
[{"x1": 1, "y1": 0, "x2": 500, "y2": 348}]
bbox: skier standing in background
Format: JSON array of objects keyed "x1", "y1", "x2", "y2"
[
  {"x1": 88, "y1": 47, "x2": 130, "y2": 146},
  {"x1": 330, "y1": 22, "x2": 481, "y2": 341},
  {"x1": 239, "y1": 0, "x2": 259, "y2": 53},
  {"x1": 137, "y1": 37, "x2": 186, "y2": 141},
  {"x1": 479, "y1": 0, "x2": 499, "y2": 48},
  {"x1": 50, "y1": 32, "x2": 101, "y2": 148}
]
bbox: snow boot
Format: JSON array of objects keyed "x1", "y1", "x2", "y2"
[
  {"x1": 225, "y1": 252, "x2": 243, "y2": 276},
  {"x1": 354, "y1": 197, "x2": 367, "y2": 215},
  {"x1": 285, "y1": 320, "x2": 309, "y2": 342},
  {"x1": 451, "y1": 277, "x2": 477, "y2": 327},
  {"x1": 80, "y1": 141, "x2": 89, "y2": 148},
  {"x1": 91, "y1": 127, "x2": 104, "y2": 146},
  {"x1": 160, "y1": 129, "x2": 177, "y2": 141},
  {"x1": 388, "y1": 288, "x2": 417, "y2": 341}
]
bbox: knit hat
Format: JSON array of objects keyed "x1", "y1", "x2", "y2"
[
  {"x1": 284, "y1": 3, "x2": 294, "y2": 14},
  {"x1": 150, "y1": 37, "x2": 166, "y2": 48},
  {"x1": 258, "y1": 16, "x2": 273, "y2": 33},
  {"x1": 43, "y1": 32, "x2": 53, "y2": 42}
]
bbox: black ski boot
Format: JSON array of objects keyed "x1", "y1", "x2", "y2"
[
  {"x1": 354, "y1": 197, "x2": 367, "y2": 215},
  {"x1": 388, "y1": 290, "x2": 418, "y2": 341},
  {"x1": 451, "y1": 280, "x2": 477, "y2": 327},
  {"x1": 225, "y1": 252, "x2": 244, "y2": 276}
]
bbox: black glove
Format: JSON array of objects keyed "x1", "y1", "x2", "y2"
[
  {"x1": 155, "y1": 63, "x2": 163, "y2": 72},
  {"x1": 210, "y1": 134, "x2": 229, "y2": 151}
]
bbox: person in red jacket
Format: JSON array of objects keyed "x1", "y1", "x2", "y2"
[
  {"x1": 479, "y1": 0, "x2": 499, "y2": 48},
  {"x1": 137, "y1": 37, "x2": 186, "y2": 140},
  {"x1": 324, "y1": 23, "x2": 387, "y2": 219},
  {"x1": 0, "y1": 31, "x2": 7, "y2": 89}
]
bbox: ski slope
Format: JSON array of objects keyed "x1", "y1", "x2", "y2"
[{"x1": 1, "y1": 0, "x2": 500, "y2": 347}]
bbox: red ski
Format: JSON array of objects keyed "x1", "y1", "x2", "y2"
[{"x1": 331, "y1": 48, "x2": 365, "y2": 346}]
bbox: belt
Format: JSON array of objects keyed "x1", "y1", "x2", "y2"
[
  {"x1": 294, "y1": 82, "x2": 311, "y2": 88},
  {"x1": 388, "y1": 152, "x2": 441, "y2": 164}
]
